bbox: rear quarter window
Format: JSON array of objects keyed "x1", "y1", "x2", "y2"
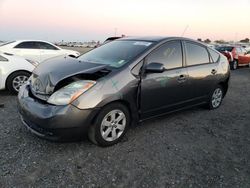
[{"x1": 208, "y1": 48, "x2": 220, "y2": 63}]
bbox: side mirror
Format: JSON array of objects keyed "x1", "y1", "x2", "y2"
[{"x1": 145, "y1": 62, "x2": 165, "y2": 73}]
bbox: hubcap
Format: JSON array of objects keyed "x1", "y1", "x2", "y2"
[
  {"x1": 100, "y1": 110, "x2": 126, "y2": 142},
  {"x1": 211, "y1": 88, "x2": 223, "y2": 108},
  {"x1": 12, "y1": 75, "x2": 29, "y2": 92}
]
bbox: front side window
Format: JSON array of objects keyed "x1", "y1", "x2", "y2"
[
  {"x1": 14, "y1": 42, "x2": 39, "y2": 49},
  {"x1": 37, "y1": 42, "x2": 59, "y2": 50},
  {"x1": 78, "y1": 40, "x2": 154, "y2": 68},
  {"x1": 185, "y1": 42, "x2": 210, "y2": 66},
  {"x1": 146, "y1": 41, "x2": 183, "y2": 69}
]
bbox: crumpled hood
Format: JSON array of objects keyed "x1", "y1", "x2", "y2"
[{"x1": 30, "y1": 56, "x2": 107, "y2": 95}]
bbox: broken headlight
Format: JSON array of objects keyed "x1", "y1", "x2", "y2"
[{"x1": 47, "y1": 80, "x2": 96, "y2": 105}]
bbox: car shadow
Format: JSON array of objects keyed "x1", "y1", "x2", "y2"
[{"x1": 0, "y1": 90, "x2": 13, "y2": 96}]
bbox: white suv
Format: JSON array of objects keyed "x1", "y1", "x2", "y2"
[{"x1": 0, "y1": 40, "x2": 80, "y2": 63}]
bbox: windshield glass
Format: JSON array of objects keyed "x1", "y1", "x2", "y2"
[
  {"x1": 216, "y1": 46, "x2": 233, "y2": 52},
  {"x1": 0, "y1": 41, "x2": 15, "y2": 47},
  {"x1": 78, "y1": 40, "x2": 154, "y2": 68}
]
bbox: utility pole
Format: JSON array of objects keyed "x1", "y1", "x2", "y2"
[{"x1": 114, "y1": 28, "x2": 118, "y2": 37}]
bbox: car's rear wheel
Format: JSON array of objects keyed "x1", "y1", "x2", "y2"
[
  {"x1": 88, "y1": 102, "x2": 130, "y2": 147},
  {"x1": 6, "y1": 71, "x2": 30, "y2": 94},
  {"x1": 207, "y1": 86, "x2": 224, "y2": 110},
  {"x1": 230, "y1": 60, "x2": 238, "y2": 70}
]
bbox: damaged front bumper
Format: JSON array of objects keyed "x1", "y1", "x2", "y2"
[{"x1": 17, "y1": 84, "x2": 99, "y2": 141}]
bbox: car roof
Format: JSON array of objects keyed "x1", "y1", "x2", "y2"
[
  {"x1": 118, "y1": 36, "x2": 202, "y2": 43},
  {"x1": 14, "y1": 39, "x2": 53, "y2": 43}
]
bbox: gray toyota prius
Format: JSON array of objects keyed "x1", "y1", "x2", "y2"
[{"x1": 18, "y1": 37, "x2": 230, "y2": 146}]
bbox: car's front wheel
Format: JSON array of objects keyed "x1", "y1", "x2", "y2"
[
  {"x1": 88, "y1": 102, "x2": 130, "y2": 147},
  {"x1": 6, "y1": 71, "x2": 30, "y2": 94},
  {"x1": 207, "y1": 86, "x2": 224, "y2": 110}
]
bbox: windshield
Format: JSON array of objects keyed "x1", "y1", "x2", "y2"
[
  {"x1": 0, "y1": 41, "x2": 15, "y2": 47},
  {"x1": 216, "y1": 46, "x2": 233, "y2": 52},
  {"x1": 78, "y1": 40, "x2": 154, "y2": 68}
]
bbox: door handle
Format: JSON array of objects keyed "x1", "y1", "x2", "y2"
[
  {"x1": 178, "y1": 74, "x2": 186, "y2": 83},
  {"x1": 211, "y1": 69, "x2": 217, "y2": 75}
]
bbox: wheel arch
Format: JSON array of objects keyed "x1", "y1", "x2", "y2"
[
  {"x1": 5, "y1": 70, "x2": 32, "y2": 88},
  {"x1": 218, "y1": 77, "x2": 229, "y2": 97},
  {"x1": 90, "y1": 99, "x2": 138, "y2": 126}
]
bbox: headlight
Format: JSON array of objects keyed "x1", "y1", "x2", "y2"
[
  {"x1": 26, "y1": 59, "x2": 39, "y2": 67},
  {"x1": 47, "y1": 80, "x2": 96, "y2": 105}
]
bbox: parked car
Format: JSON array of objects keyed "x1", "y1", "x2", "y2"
[
  {"x1": 0, "y1": 52, "x2": 38, "y2": 93},
  {"x1": 18, "y1": 37, "x2": 230, "y2": 146},
  {"x1": 216, "y1": 46, "x2": 250, "y2": 70},
  {"x1": 0, "y1": 40, "x2": 80, "y2": 63}
]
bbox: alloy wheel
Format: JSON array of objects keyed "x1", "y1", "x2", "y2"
[
  {"x1": 12, "y1": 75, "x2": 29, "y2": 92},
  {"x1": 100, "y1": 109, "x2": 126, "y2": 142},
  {"x1": 211, "y1": 88, "x2": 223, "y2": 108}
]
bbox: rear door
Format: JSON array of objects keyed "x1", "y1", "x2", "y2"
[
  {"x1": 140, "y1": 40, "x2": 192, "y2": 119},
  {"x1": 184, "y1": 41, "x2": 219, "y2": 102},
  {"x1": 37, "y1": 42, "x2": 61, "y2": 62}
]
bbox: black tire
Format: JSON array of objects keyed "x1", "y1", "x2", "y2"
[
  {"x1": 6, "y1": 71, "x2": 31, "y2": 94},
  {"x1": 88, "y1": 102, "x2": 130, "y2": 147},
  {"x1": 230, "y1": 60, "x2": 238, "y2": 70},
  {"x1": 207, "y1": 85, "x2": 224, "y2": 110}
]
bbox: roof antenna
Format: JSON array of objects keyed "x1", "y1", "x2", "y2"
[{"x1": 181, "y1": 25, "x2": 189, "y2": 37}]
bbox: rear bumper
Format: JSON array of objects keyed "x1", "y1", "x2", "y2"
[{"x1": 18, "y1": 84, "x2": 100, "y2": 141}]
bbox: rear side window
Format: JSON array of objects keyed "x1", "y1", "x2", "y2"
[
  {"x1": 185, "y1": 42, "x2": 210, "y2": 66},
  {"x1": 0, "y1": 55, "x2": 8, "y2": 61},
  {"x1": 14, "y1": 42, "x2": 40, "y2": 49},
  {"x1": 208, "y1": 48, "x2": 220, "y2": 63},
  {"x1": 146, "y1": 41, "x2": 183, "y2": 69},
  {"x1": 37, "y1": 42, "x2": 59, "y2": 50}
]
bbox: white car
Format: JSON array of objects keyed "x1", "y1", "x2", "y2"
[
  {"x1": 0, "y1": 40, "x2": 80, "y2": 63},
  {"x1": 0, "y1": 52, "x2": 38, "y2": 93}
]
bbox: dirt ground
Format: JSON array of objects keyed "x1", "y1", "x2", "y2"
[{"x1": 0, "y1": 66, "x2": 250, "y2": 187}]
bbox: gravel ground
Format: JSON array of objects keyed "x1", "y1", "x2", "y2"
[{"x1": 0, "y1": 68, "x2": 250, "y2": 188}]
